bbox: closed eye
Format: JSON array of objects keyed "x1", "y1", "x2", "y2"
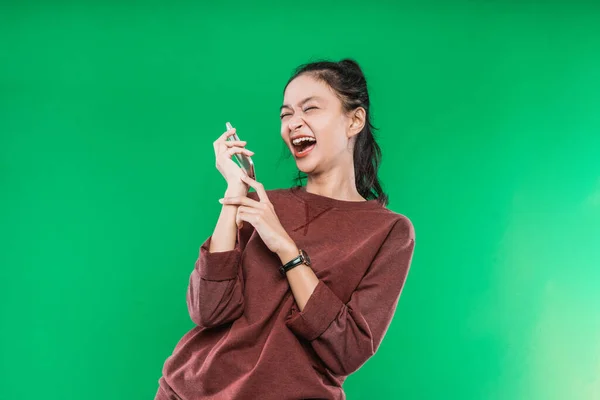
[{"x1": 279, "y1": 106, "x2": 318, "y2": 120}]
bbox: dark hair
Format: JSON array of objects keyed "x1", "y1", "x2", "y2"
[{"x1": 281, "y1": 58, "x2": 388, "y2": 206}]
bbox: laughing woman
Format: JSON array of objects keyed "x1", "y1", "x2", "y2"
[{"x1": 156, "y1": 59, "x2": 415, "y2": 400}]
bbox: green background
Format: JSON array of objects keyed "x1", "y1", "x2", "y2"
[{"x1": 1, "y1": 1, "x2": 599, "y2": 399}]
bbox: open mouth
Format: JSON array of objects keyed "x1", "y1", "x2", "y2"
[{"x1": 292, "y1": 137, "x2": 317, "y2": 158}]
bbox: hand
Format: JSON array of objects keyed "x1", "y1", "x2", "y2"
[
  {"x1": 213, "y1": 126, "x2": 255, "y2": 187},
  {"x1": 219, "y1": 174, "x2": 296, "y2": 257}
]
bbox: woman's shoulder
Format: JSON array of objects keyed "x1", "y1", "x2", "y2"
[
  {"x1": 357, "y1": 205, "x2": 415, "y2": 245},
  {"x1": 387, "y1": 211, "x2": 415, "y2": 244}
]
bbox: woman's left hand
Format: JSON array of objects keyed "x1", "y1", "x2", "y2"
[{"x1": 219, "y1": 174, "x2": 296, "y2": 257}]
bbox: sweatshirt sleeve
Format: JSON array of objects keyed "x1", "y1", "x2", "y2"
[
  {"x1": 284, "y1": 217, "x2": 415, "y2": 375},
  {"x1": 186, "y1": 192, "x2": 258, "y2": 329}
]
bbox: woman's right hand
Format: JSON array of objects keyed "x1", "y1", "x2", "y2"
[{"x1": 213, "y1": 126, "x2": 255, "y2": 189}]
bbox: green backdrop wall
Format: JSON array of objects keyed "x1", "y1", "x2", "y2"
[{"x1": 1, "y1": 2, "x2": 599, "y2": 399}]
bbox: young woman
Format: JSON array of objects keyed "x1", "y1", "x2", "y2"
[{"x1": 155, "y1": 59, "x2": 415, "y2": 400}]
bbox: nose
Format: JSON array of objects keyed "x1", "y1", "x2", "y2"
[{"x1": 288, "y1": 116, "x2": 304, "y2": 132}]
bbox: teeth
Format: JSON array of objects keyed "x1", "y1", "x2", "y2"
[{"x1": 292, "y1": 137, "x2": 316, "y2": 145}]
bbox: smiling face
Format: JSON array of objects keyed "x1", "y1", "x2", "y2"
[{"x1": 280, "y1": 74, "x2": 364, "y2": 176}]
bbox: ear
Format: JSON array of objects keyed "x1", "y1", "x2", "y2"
[{"x1": 347, "y1": 107, "x2": 366, "y2": 139}]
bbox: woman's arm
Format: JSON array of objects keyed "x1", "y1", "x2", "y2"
[
  {"x1": 277, "y1": 245, "x2": 319, "y2": 312},
  {"x1": 186, "y1": 184, "x2": 256, "y2": 329},
  {"x1": 210, "y1": 183, "x2": 248, "y2": 252},
  {"x1": 284, "y1": 219, "x2": 415, "y2": 375}
]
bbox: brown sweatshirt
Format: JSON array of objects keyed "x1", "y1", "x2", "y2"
[{"x1": 157, "y1": 186, "x2": 415, "y2": 400}]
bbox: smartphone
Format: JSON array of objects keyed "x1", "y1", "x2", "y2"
[{"x1": 225, "y1": 122, "x2": 256, "y2": 179}]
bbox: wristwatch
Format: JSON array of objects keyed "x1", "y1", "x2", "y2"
[{"x1": 279, "y1": 249, "x2": 311, "y2": 276}]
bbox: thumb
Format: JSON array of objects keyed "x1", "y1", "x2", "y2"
[{"x1": 236, "y1": 213, "x2": 244, "y2": 230}]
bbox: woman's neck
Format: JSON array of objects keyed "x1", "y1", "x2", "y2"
[{"x1": 304, "y1": 175, "x2": 366, "y2": 202}]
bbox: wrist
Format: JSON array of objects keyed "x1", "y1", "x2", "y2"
[
  {"x1": 225, "y1": 183, "x2": 247, "y2": 197},
  {"x1": 277, "y1": 241, "x2": 299, "y2": 265}
]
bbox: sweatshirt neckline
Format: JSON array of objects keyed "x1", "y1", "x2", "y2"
[{"x1": 289, "y1": 186, "x2": 383, "y2": 210}]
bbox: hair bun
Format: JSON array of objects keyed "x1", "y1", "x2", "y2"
[
  {"x1": 339, "y1": 59, "x2": 365, "y2": 78},
  {"x1": 339, "y1": 58, "x2": 359, "y2": 67}
]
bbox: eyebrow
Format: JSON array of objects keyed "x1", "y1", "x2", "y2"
[{"x1": 280, "y1": 96, "x2": 323, "y2": 112}]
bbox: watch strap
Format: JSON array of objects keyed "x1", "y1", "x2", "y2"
[{"x1": 279, "y1": 251, "x2": 304, "y2": 276}]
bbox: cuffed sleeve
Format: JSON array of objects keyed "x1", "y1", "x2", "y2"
[
  {"x1": 186, "y1": 236, "x2": 246, "y2": 328},
  {"x1": 285, "y1": 280, "x2": 344, "y2": 341},
  {"x1": 196, "y1": 238, "x2": 242, "y2": 281},
  {"x1": 285, "y1": 218, "x2": 416, "y2": 376},
  {"x1": 186, "y1": 192, "x2": 258, "y2": 329}
]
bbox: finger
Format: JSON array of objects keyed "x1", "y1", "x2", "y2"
[
  {"x1": 219, "y1": 196, "x2": 261, "y2": 207},
  {"x1": 239, "y1": 174, "x2": 269, "y2": 202},
  {"x1": 236, "y1": 209, "x2": 243, "y2": 229},
  {"x1": 226, "y1": 147, "x2": 254, "y2": 157},
  {"x1": 238, "y1": 205, "x2": 260, "y2": 215},
  {"x1": 216, "y1": 127, "x2": 237, "y2": 143},
  {"x1": 237, "y1": 210, "x2": 259, "y2": 229},
  {"x1": 223, "y1": 140, "x2": 247, "y2": 148}
]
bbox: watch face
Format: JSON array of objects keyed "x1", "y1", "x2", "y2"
[{"x1": 301, "y1": 249, "x2": 311, "y2": 266}]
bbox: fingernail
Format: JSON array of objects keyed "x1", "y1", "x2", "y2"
[{"x1": 218, "y1": 198, "x2": 224, "y2": 204}]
